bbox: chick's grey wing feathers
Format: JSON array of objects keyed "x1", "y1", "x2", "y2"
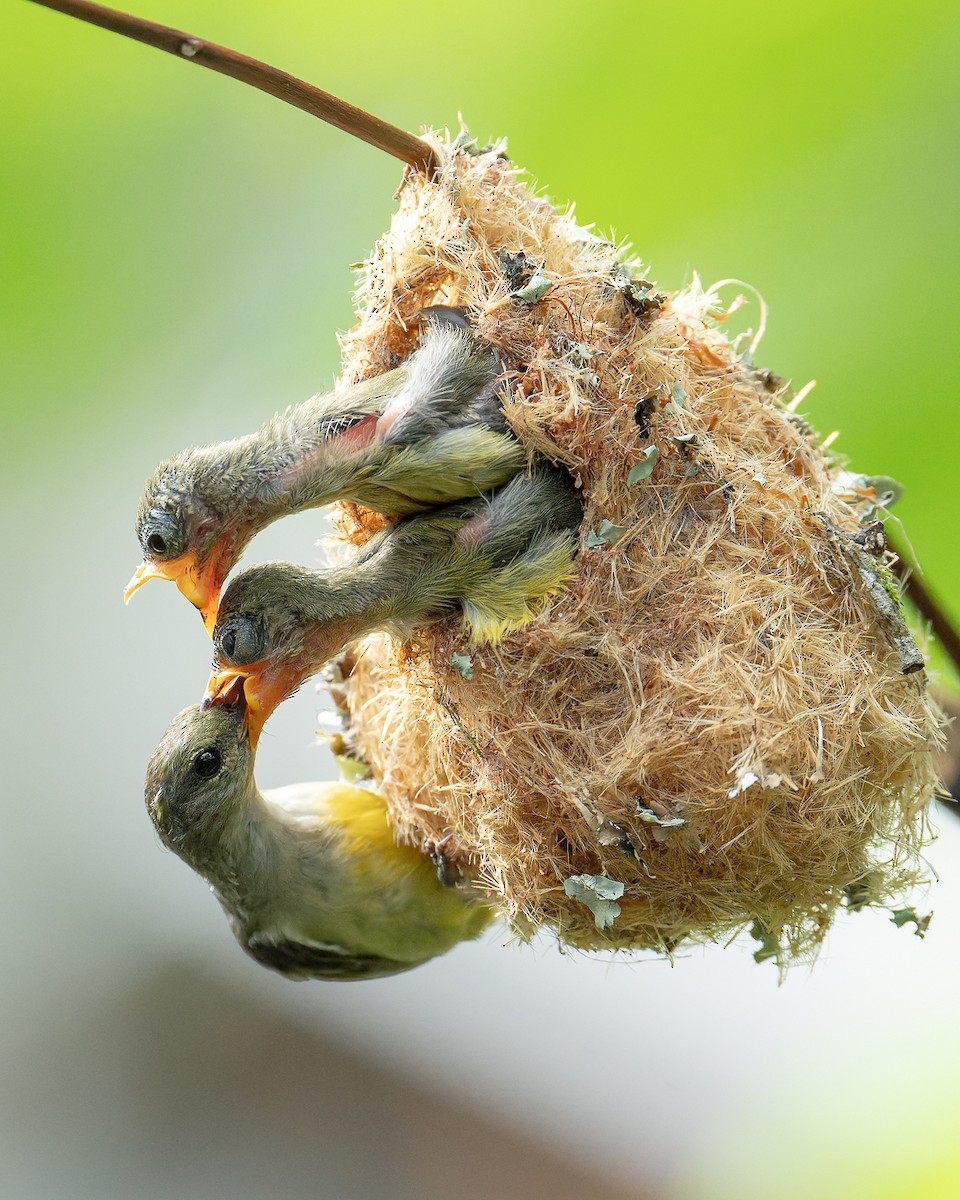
[
  {"x1": 471, "y1": 463, "x2": 583, "y2": 566},
  {"x1": 382, "y1": 326, "x2": 506, "y2": 446},
  {"x1": 413, "y1": 307, "x2": 512, "y2": 430},
  {"x1": 417, "y1": 304, "x2": 473, "y2": 332}
]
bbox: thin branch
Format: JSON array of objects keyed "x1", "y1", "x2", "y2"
[
  {"x1": 888, "y1": 530, "x2": 960, "y2": 679},
  {"x1": 25, "y1": 0, "x2": 439, "y2": 174}
]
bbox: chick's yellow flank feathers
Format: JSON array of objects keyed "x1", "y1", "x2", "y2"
[{"x1": 146, "y1": 698, "x2": 494, "y2": 980}]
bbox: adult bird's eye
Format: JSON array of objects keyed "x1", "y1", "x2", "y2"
[
  {"x1": 141, "y1": 510, "x2": 185, "y2": 562},
  {"x1": 192, "y1": 747, "x2": 223, "y2": 779},
  {"x1": 218, "y1": 617, "x2": 264, "y2": 665}
]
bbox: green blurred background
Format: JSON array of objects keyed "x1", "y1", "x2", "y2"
[{"x1": 3, "y1": 2, "x2": 959, "y2": 1198}]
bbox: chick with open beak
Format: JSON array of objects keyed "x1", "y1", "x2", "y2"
[{"x1": 203, "y1": 462, "x2": 583, "y2": 741}]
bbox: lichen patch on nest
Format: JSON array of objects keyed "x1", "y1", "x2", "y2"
[{"x1": 331, "y1": 132, "x2": 942, "y2": 964}]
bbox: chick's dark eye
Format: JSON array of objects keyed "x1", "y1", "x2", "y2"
[
  {"x1": 218, "y1": 617, "x2": 264, "y2": 665},
  {"x1": 192, "y1": 747, "x2": 222, "y2": 779},
  {"x1": 141, "y1": 510, "x2": 185, "y2": 561}
]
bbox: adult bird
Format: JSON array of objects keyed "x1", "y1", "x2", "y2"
[
  {"x1": 205, "y1": 463, "x2": 583, "y2": 744},
  {"x1": 126, "y1": 309, "x2": 525, "y2": 631},
  {"x1": 145, "y1": 684, "x2": 494, "y2": 980}
]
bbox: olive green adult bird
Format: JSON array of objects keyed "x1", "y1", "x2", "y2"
[
  {"x1": 205, "y1": 462, "x2": 583, "y2": 743},
  {"x1": 126, "y1": 309, "x2": 525, "y2": 631},
  {"x1": 146, "y1": 685, "x2": 495, "y2": 980}
]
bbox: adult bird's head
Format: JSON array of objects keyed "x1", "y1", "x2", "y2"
[
  {"x1": 145, "y1": 676, "x2": 253, "y2": 873},
  {"x1": 203, "y1": 562, "x2": 355, "y2": 746}
]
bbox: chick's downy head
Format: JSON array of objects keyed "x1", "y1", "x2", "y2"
[
  {"x1": 126, "y1": 450, "x2": 244, "y2": 629},
  {"x1": 205, "y1": 563, "x2": 355, "y2": 744}
]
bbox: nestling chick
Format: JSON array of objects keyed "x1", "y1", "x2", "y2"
[
  {"x1": 126, "y1": 309, "x2": 525, "y2": 630},
  {"x1": 206, "y1": 463, "x2": 583, "y2": 743},
  {"x1": 145, "y1": 687, "x2": 494, "y2": 980}
]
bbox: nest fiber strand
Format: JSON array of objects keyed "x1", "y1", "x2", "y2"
[{"x1": 333, "y1": 133, "x2": 941, "y2": 961}]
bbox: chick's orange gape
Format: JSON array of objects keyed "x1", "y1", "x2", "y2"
[
  {"x1": 124, "y1": 548, "x2": 229, "y2": 633},
  {"x1": 204, "y1": 660, "x2": 289, "y2": 749}
]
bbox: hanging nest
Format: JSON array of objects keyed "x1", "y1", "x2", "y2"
[{"x1": 327, "y1": 131, "x2": 943, "y2": 963}]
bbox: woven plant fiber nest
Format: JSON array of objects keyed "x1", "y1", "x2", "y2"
[{"x1": 330, "y1": 132, "x2": 942, "y2": 963}]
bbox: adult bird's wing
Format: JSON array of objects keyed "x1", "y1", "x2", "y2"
[{"x1": 240, "y1": 927, "x2": 416, "y2": 981}]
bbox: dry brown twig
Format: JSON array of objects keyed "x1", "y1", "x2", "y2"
[{"x1": 888, "y1": 532, "x2": 960, "y2": 680}]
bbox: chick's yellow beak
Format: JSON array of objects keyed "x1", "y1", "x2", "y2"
[
  {"x1": 204, "y1": 668, "x2": 248, "y2": 709},
  {"x1": 124, "y1": 551, "x2": 196, "y2": 601},
  {"x1": 123, "y1": 561, "x2": 172, "y2": 603},
  {"x1": 204, "y1": 672, "x2": 248, "y2": 719},
  {"x1": 124, "y1": 553, "x2": 221, "y2": 633}
]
